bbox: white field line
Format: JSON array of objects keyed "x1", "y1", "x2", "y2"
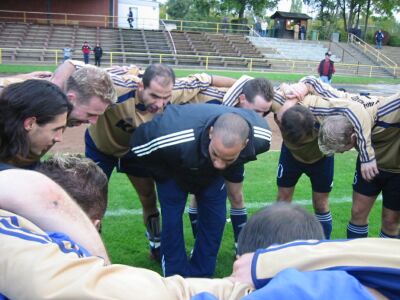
[{"x1": 105, "y1": 195, "x2": 382, "y2": 217}]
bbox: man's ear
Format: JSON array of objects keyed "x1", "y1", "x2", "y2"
[
  {"x1": 209, "y1": 126, "x2": 214, "y2": 140},
  {"x1": 242, "y1": 138, "x2": 249, "y2": 149},
  {"x1": 67, "y1": 91, "x2": 77, "y2": 105},
  {"x1": 93, "y1": 219, "x2": 101, "y2": 232},
  {"x1": 238, "y1": 94, "x2": 247, "y2": 106},
  {"x1": 23, "y1": 117, "x2": 36, "y2": 131},
  {"x1": 138, "y1": 80, "x2": 144, "y2": 91},
  {"x1": 351, "y1": 132, "x2": 357, "y2": 144}
]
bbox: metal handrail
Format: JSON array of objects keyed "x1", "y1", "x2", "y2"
[
  {"x1": 348, "y1": 33, "x2": 397, "y2": 77},
  {"x1": 160, "y1": 19, "x2": 177, "y2": 55},
  {"x1": 1, "y1": 47, "x2": 399, "y2": 78}
]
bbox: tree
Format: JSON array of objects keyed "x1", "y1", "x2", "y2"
[
  {"x1": 166, "y1": 0, "x2": 191, "y2": 19},
  {"x1": 290, "y1": 0, "x2": 303, "y2": 12},
  {"x1": 222, "y1": 0, "x2": 279, "y2": 19}
]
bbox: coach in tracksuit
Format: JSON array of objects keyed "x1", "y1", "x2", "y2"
[{"x1": 130, "y1": 103, "x2": 271, "y2": 277}]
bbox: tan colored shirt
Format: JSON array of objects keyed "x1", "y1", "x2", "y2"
[
  {"x1": 0, "y1": 209, "x2": 252, "y2": 300},
  {"x1": 301, "y1": 76, "x2": 400, "y2": 172}
]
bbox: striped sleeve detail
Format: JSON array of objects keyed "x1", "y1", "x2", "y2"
[
  {"x1": 223, "y1": 75, "x2": 253, "y2": 107},
  {"x1": 300, "y1": 76, "x2": 339, "y2": 99},
  {"x1": 199, "y1": 87, "x2": 225, "y2": 100},
  {"x1": 253, "y1": 126, "x2": 272, "y2": 142},
  {"x1": 309, "y1": 106, "x2": 371, "y2": 162},
  {"x1": 0, "y1": 217, "x2": 91, "y2": 257},
  {"x1": 174, "y1": 76, "x2": 211, "y2": 91},
  {"x1": 272, "y1": 90, "x2": 286, "y2": 106},
  {"x1": 0, "y1": 218, "x2": 51, "y2": 244},
  {"x1": 132, "y1": 129, "x2": 195, "y2": 157},
  {"x1": 105, "y1": 65, "x2": 141, "y2": 76},
  {"x1": 110, "y1": 74, "x2": 139, "y2": 89},
  {"x1": 377, "y1": 97, "x2": 400, "y2": 118}
]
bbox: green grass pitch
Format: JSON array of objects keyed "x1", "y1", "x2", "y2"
[{"x1": 102, "y1": 150, "x2": 383, "y2": 278}]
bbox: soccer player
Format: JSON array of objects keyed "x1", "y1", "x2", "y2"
[
  {"x1": 130, "y1": 104, "x2": 271, "y2": 277},
  {"x1": 51, "y1": 60, "x2": 236, "y2": 261},
  {"x1": 221, "y1": 76, "x2": 336, "y2": 239},
  {"x1": 0, "y1": 65, "x2": 117, "y2": 127},
  {"x1": 36, "y1": 154, "x2": 108, "y2": 231},
  {"x1": 236, "y1": 202, "x2": 324, "y2": 255},
  {"x1": 279, "y1": 76, "x2": 400, "y2": 239},
  {"x1": 0, "y1": 80, "x2": 71, "y2": 169},
  {"x1": 189, "y1": 76, "x2": 275, "y2": 250}
]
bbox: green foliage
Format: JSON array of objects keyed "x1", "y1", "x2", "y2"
[
  {"x1": 166, "y1": 0, "x2": 191, "y2": 19},
  {"x1": 290, "y1": 0, "x2": 303, "y2": 13},
  {"x1": 388, "y1": 35, "x2": 400, "y2": 47}
]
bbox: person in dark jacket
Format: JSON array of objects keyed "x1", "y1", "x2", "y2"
[
  {"x1": 93, "y1": 43, "x2": 103, "y2": 67},
  {"x1": 130, "y1": 103, "x2": 271, "y2": 278},
  {"x1": 317, "y1": 51, "x2": 335, "y2": 84}
]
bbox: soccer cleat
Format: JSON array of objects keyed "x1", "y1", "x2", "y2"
[{"x1": 145, "y1": 212, "x2": 161, "y2": 262}]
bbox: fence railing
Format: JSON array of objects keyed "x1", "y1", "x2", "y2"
[
  {"x1": 0, "y1": 9, "x2": 253, "y2": 34},
  {"x1": 1, "y1": 47, "x2": 399, "y2": 78},
  {"x1": 348, "y1": 33, "x2": 398, "y2": 77}
]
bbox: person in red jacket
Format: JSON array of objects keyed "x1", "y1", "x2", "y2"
[
  {"x1": 317, "y1": 51, "x2": 335, "y2": 84},
  {"x1": 81, "y1": 41, "x2": 91, "y2": 64}
]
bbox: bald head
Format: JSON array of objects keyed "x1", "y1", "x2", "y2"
[
  {"x1": 212, "y1": 113, "x2": 250, "y2": 148},
  {"x1": 208, "y1": 113, "x2": 249, "y2": 170}
]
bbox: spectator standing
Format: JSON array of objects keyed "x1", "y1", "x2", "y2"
[
  {"x1": 81, "y1": 41, "x2": 91, "y2": 64},
  {"x1": 93, "y1": 43, "x2": 103, "y2": 67},
  {"x1": 317, "y1": 51, "x2": 335, "y2": 83},
  {"x1": 255, "y1": 19, "x2": 262, "y2": 36},
  {"x1": 62, "y1": 44, "x2": 73, "y2": 62},
  {"x1": 221, "y1": 16, "x2": 229, "y2": 34},
  {"x1": 294, "y1": 23, "x2": 300, "y2": 40},
  {"x1": 127, "y1": 7, "x2": 134, "y2": 29},
  {"x1": 300, "y1": 25, "x2": 306, "y2": 40},
  {"x1": 375, "y1": 29, "x2": 384, "y2": 49},
  {"x1": 261, "y1": 20, "x2": 268, "y2": 37}
]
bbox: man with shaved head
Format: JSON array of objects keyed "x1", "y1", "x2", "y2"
[{"x1": 130, "y1": 104, "x2": 271, "y2": 278}]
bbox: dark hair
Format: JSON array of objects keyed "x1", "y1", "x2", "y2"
[
  {"x1": 142, "y1": 64, "x2": 175, "y2": 88},
  {"x1": 242, "y1": 78, "x2": 274, "y2": 103},
  {"x1": 36, "y1": 154, "x2": 108, "y2": 221},
  {"x1": 0, "y1": 80, "x2": 72, "y2": 160},
  {"x1": 281, "y1": 105, "x2": 315, "y2": 145},
  {"x1": 237, "y1": 202, "x2": 325, "y2": 255}
]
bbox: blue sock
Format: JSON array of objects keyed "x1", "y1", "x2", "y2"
[
  {"x1": 347, "y1": 222, "x2": 368, "y2": 239},
  {"x1": 230, "y1": 207, "x2": 247, "y2": 247},
  {"x1": 379, "y1": 230, "x2": 398, "y2": 239},
  {"x1": 188, "y1": 207, "x2": 198, "y2": 238},
  {"x1": 315, "y1": 211, "x2": 333, "y2": 239}
]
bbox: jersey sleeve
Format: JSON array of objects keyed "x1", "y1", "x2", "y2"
[
  {"x1": 301, "y1": 95, "x2": 375, "y2": 163},
  {"x1": 251, "y1": 238, "x2": 400, "y2": 296},
  {"x1": 300, "y1": 76, "x2": 349, "y2": 99},
  {"x1": 171, "y1": 73, "x2": 213, "y2": 104},
  {"x1": 104, "y1": 65, "x2": 143, "y2": 77},
  {"x1": 0, "y1": 212, "x2": 253, "y2": 300},
  {"x1": 222, "y1": 75, "x2": 253, "y2": 107}
]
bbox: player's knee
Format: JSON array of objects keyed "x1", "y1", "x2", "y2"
[{"x1": 351, "y1": 204, "x2": 370, "y2": 221}]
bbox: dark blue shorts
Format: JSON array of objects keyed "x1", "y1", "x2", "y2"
[
  {"x1": 84, "y1": 130, "x2": 151, "y2": 179},
  {"x1": 276, "y1": 143, "x2": 334, "y2": 193},
  {"x1": 353, "y1": 158, "x2": 400, "y2": 211}
]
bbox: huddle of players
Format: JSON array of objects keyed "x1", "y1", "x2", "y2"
[{"x1": 1, "y1": 59, "x2": 399, "y2": 278}]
